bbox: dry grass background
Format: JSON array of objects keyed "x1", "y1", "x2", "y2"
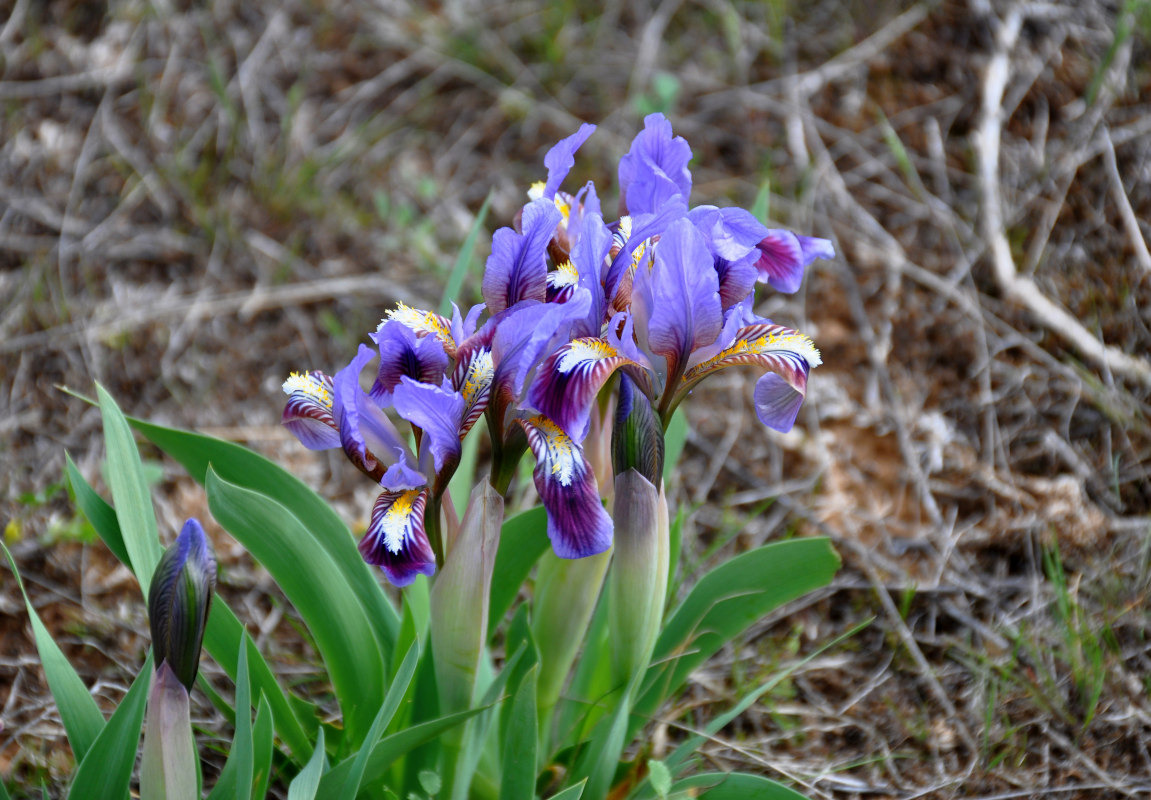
[{"x1": 2, "y1": 0, "x2": 1151, "y2": 797}]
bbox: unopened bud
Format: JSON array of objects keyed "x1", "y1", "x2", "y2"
[
  {"x1": 148, "y1": 519, "x2": 217, "y2": 692},
  {"x1": 611, "y1": 373, "x2": 664, "y2": 485}
]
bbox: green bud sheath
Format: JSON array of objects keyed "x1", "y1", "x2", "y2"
[
  {"x1": 608, "y1": 470, "x2": 669, "y2": 691},
  {"x1": 430, "y1": 481, "x2": 503, "y2": 714},
  {"x1": 141, "y1": 661, "x2": 197, "y2": 800}
]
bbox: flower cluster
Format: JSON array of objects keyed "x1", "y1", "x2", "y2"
[{"x1": 282, "y1": 114, "x2": 831, "y2": 587}]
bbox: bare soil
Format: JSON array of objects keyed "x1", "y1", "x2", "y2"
[{"x1": 3, "y1": 0, "x2": 1151, "y2": 797}]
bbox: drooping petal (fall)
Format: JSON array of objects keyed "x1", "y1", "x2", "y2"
[
  {"x1": 281, "y1": 370, "x2": 340, "y2": 450},
  {"x1": 359, "y1": 488, "x2": 435, "y2": 587},
  {"x1": 518, "y1": 415, "x2": 613, "y2": 559},
  {"x1": 528, "y1": 336, "x2": 637, "y2": 441},
  {"x1": 482, "y1": 198, "x2": 563, "y2": 315},
  {"x1": 681, "y1": 322, "x2": 821, "y2": 432}
]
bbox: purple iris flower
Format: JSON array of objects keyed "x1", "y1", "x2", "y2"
[{"x1": 283, "y1": 330, "x2": 473, "y2": 586}]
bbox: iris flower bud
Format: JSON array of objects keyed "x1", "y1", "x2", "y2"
[
  {"x1": 148, "y1": 519, "x2": 217, "y2": 692},
  {"x1": 611, "y1": 373, "x2": 664, "y2": 485}
]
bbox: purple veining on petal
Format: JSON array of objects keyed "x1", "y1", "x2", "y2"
[
  {"x1": 371, "y1": 321, "x2": 449, "y2": 404},
  {"x1": 528, "y1": 337, "x2": 636, "y2": 441},
  {"x1": 482, "y1": 198, "x2": 563, "y2": 315},
  {"x1": 518, "y1": 416, "x2": 613, "y2": 558},
  {"x1": 359, "y1": 488, "x2": 436, "y2": 587},
  {"x1": 281, "y1": 370, "x2": 340, "y2": 450}
]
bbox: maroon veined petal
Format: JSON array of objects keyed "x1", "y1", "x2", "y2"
[
  {"x1": 282, "y1": 371, "x2": 340, "y2": 450},
  {"x1": 518, "y1": 416, "x2": 613, "y2": 559},
  {"x1": 452, "y1": 345, "x2": 494, "y2": 438},
  {"x1": 528, "y1": 337, "x2": 636, "y2": 441},
  {"x1": 358, "y1": 488, "x2": 436, "y2": 587}
]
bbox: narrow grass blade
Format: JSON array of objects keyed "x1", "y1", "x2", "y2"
[
  {"x1": 567, "y1": 696, "x2": 630, "y2": 800},
  {"x1": 500, "y1": 663, "x2": 539, "y2": 800},
  {"x1": 130, "y1": 416, "x2": 399, "y2": 656},
  {"x1": 2, "y1": 542, "x2": 105, "y2": 762},
  {"x1": 64, "y1": 454, "x2": 129, "y2": 566},
  {"x1": 96, "y1": 383, "x2": 162, "y2": 588},
  {"x1": 206, "y1": 635, "x2": 252, "y2": 800},
  {"x1": 339, "y1": 643, "x2": 419, "y2": 799},
  {"x1": 439, "y1": 190, "x2": 492, "y2": 315},
  {"x1": 252, "y1": 695, "x2": 275, "y2": 800},
  {"x1": 201, "y1": 598, "x2": 314, "y2": 762},
  {"x1": 393, "y1": 577, "x2": 430, "y2": 680},
  {"x1": 287, "y1": 727, "x2": 327, "y2": 800},
  {"x1": 487, "y1": 506, "x2": 549, "y2": 639},
  {"x1": 669, "y1": 772, "x2": 805, "y2": 799},
  {"x1": 66, "y1": 652, "x2": 153, "y2": 800},
  {"x1": 636, "y1": 538, "x2": 839, "y2": 722},
  {"x1": 207, "y1": 468, "x2": 385, "y2": 745},
  {"x1": 316, "y1": 708, "x2": 488, "y2": 794}
]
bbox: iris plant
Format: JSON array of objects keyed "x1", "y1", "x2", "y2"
[{"x1": 282, "y1": 113, "x2": 832, "y2": 586}]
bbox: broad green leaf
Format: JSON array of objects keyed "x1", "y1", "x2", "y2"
[
  {"x1": 451, "y1": 644, "x2": 528, "y2": 800},
  {"x1": 252, "y1": 696, "x2": 275, "y2": 800},
  {"x1": 316, "y1": 708, "x2": 488, "y2": 795},
  {"x1": 487, "y1": 506, "x2": 549, "y2": 639},
  {"x1": 339, "y1": 643, "x2": 419, "y2": 799},
  {"x1": 661, "y1": 408, "x2": 688, "y2": 486},
  {"x1": 670, "y1": 772, "x2": 806, "y2": 799},
  {"x1": 393, "y1": 577, "x2": 430, "y2": 680},
  {"x1": 287, "y1": 727, "x2": 327, "y2": 800},
  {"x1": 2, "y1": 542, "x2": 105, "y2": 761},
  {"x1": 532, "y1": 549, "x2": 610, "y2": 751},
  {"x1": 439, "y1": 190, "x2": 492, "y2": 315},
  {"x1": 206, "y1": 468, "x2": 385, "y2": 746},
  {"x1": 129, "y1": 416, "x2": 398, "y2": 656},
  {"x1": 206, "y1": 634, "x2": 252, "y2": 800},
  {"x1": 448, "y1": 416, "x2": 486, "y2": 514},
  {"x1": 548, "y1": 780, "x2": 587, "y2": 800},
  {"x1": 0, "y1": 777, "x2": 10, "y2": 800},
  {"x1": 636, "y1": 538, "x2": 839, "y2": 722},
  {"x1": 554, "y1": 588, "x2": 612, "y2": 751},
  {"x1": 97, "y1": 384, "x2": 162, "y2": 588},
  {"x1": 67, "y1": 652, "x2": 153, "y2": 800},
  {"x1": 500, "y1": 663, "x2": 538, "y2": 800},
  {"x1": 64, "y1": 453, "x2": 129, "y2": 566},
  {"x1": 64, "y1": 457, "x2": 313, "y2": 761}
]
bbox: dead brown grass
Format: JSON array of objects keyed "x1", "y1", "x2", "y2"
[{"x1": 3, "y1": 0, "x2": 1151, "y2": 797}]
